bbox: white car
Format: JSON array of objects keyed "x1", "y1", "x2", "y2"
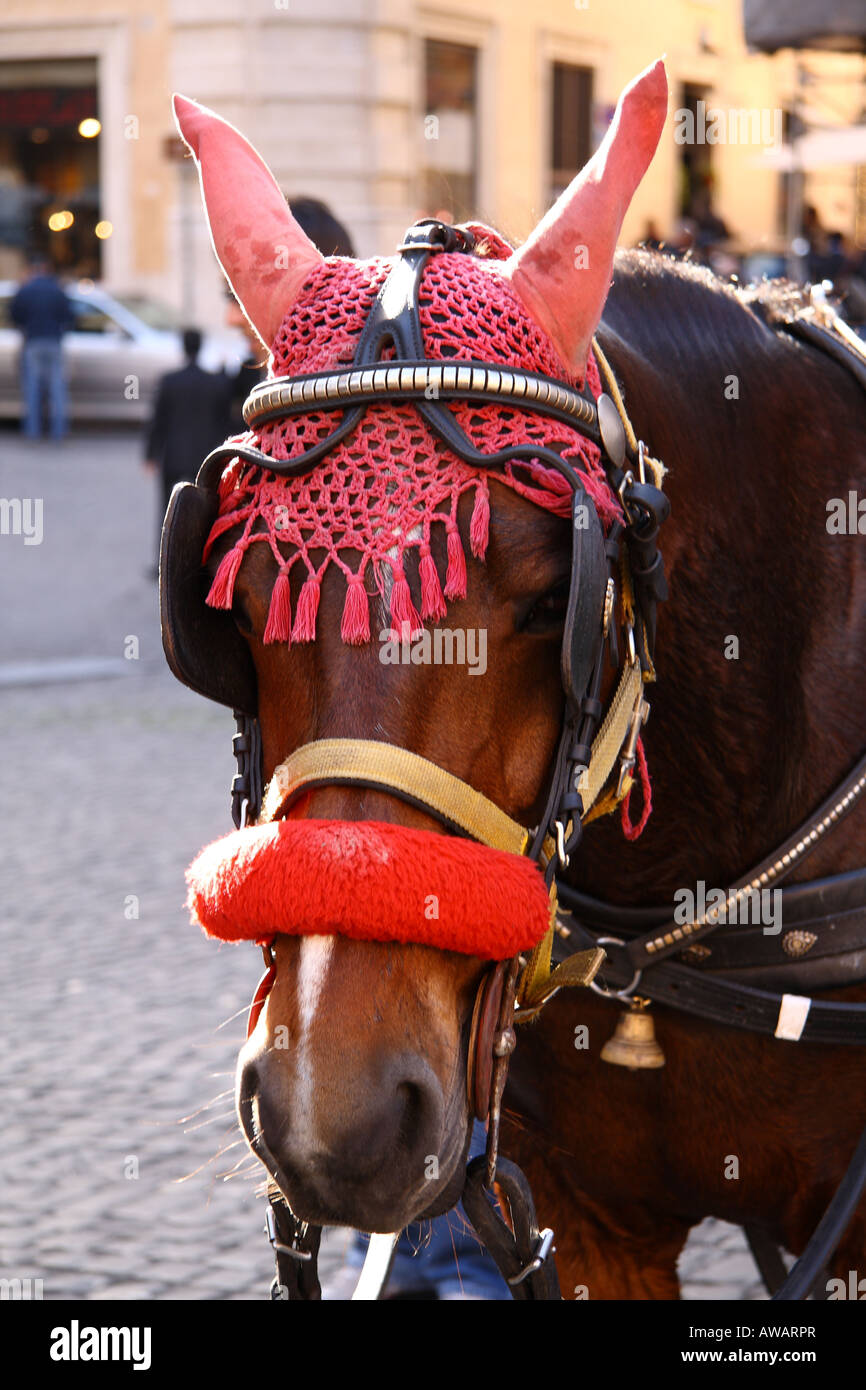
[{"x1": 0, "y1": 281, "x2": 247, "y2": 422}]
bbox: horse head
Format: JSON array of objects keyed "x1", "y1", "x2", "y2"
[{"x1": 167, "y1": 60, "x2": 668, "y2": 1235}]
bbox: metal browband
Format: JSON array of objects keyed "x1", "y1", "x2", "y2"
[{"x1": 242, "y1": 361, "x2": 599, "y2": 436}]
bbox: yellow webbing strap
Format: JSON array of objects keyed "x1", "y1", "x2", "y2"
[
  {"x1": 260, "y1": 738, "x2": 531, "y2": 856},
  {"x1": 516, "y1": 348, "x2": 667, "y2": 1014},
  {"x1": 579, "y1": 659, "x2": 643, "y2": 815},
  {"x1": 516, "y1": 946, "x2": 607, "y2": 1019}
]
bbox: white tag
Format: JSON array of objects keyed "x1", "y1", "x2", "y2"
[{"x1": 774, "y1": 993, "x2": 811, "y2": 1042}]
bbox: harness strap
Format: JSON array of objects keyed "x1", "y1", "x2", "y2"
[
  {"x1": 772, "y1": 1114, "x2": 866, "y2": 1300},
  {"x1": 260, "y1": 738, "x2": 533, "y2": 854},
  {"x1": 579, "y1": 658, "x2": 644, "y2": 812},
  {"x1": 567, "y1": 934, "x2": 866, "y2": 1045},
  {"x1": 623, "y1": 747, "x2": 866, "y2": 969},
  {"x1": 265, "y1": 1186, "x2": 322, "y2": 1301},
  {"x1": 461, "y1": 1156, "x2": 561, "y2": 1300}
]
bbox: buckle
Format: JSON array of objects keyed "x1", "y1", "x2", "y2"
[
  {"x1": 507, "y1": 1227, "x2": 556, "y2": 1286},
  {"x1": 615, "y1": 681, "x2": 650, "y2": 799},
  {"x1": 265, "y1": 1205, "x2": 313, "y2": 1262}
]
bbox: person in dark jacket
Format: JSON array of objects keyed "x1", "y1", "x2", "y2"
[
  {"x1": 144, "y1": 327, "x2": 231, "y2": 575},
  {"x1": 10, "y1": 256, "x2": 74, "y2": 439}
]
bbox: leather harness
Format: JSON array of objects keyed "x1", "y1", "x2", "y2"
[{"x1": 160, "y1": 221, "x2": 866, "y2": 1300}]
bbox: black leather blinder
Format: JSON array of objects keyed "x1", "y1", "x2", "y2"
[{"x1": 561, "y1": 486, "x2": 607, "y2": 713}]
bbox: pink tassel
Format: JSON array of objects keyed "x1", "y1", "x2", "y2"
[
  {"x1": 444, "y1": 526, "x2": 467, "y2": 599},
  {"x1": 206, "y1": 545, "x2": 244, "y2": 609},
  {"x1": 469, "y1": 485, "x2": 490, "y2": 558},
  {"x1": 263, "y1": 566, "x2": 292, "y2": 644},
  {"x1": 418, "y1": 548, "x2": 446, "y2": 621},
  {"x1": 292, "y1": 574, "x2": 321, "y2": 642},
  {"x1": 390, "y1": 566, "x2": 422, "y2": 639},
  {"x1": 341, "y1": 575, "x2": 370, "y2": 644}
]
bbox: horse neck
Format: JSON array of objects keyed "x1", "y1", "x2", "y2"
[{"x1": 578, "y1": 281, "x2": 866, "y2": 903}]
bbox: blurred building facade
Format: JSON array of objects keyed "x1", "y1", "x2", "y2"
[{"x1": 1, "y1": 0, "x2": 863, "y2": 326}]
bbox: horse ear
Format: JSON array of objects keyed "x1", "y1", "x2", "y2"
[
  {"x1": 505, "y1": 59, "x2": 668, "y2": 380},
  {"x1": 172, "y1": 94, "x2": 324, "y2": 347}
]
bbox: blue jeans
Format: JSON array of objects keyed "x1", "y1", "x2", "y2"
[{"x1": 20, "y1": 339, "x2": 67, "y2": 439}]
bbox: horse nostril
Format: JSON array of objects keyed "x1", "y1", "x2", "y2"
[
  {"x1": 377, "y1": 1056, "x2": 444, "y2": 1160},
  {"x1": 237, "y1": 1060, "x2": 264, "y2": 1145},
  {"x1": 394, "y1": 1080, "x2": 427, "y2": 1151}
]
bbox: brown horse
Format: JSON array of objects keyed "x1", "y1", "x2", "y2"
[{"x1": 168, "y1": 65, "x2": 866, "y2": 1296}]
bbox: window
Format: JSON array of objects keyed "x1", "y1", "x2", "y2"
[
  {"x1": 679, "y1": 83, "x2": 714, "y2": 222},
  {"x1": 420, "y1": 40, "x2": 478, "y2": 223},
  {"x1": 551, "y1": 63, "x2": 593, "y2": 202},
  {"x1": 0, "y1": 59, "x2": 101, "y2": 279},
  {"x1": 69, "y1": 300, "x2": 117, "y2": 334}
]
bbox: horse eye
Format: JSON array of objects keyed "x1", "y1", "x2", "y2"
[
  {"x1": 521, "y1": 579, "x2": 570, "y2": 634},
  {"x1": 231, "y1": 600, "x2": 254, "y2": 635}
]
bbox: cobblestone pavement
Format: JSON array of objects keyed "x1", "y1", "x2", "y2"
[{"x1": 0, "y1": 427, "x2": 764, "y2": 1300}]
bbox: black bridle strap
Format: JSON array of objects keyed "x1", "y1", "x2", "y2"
[
  {"x1": 579, "y1": 944, "x2": 866, "y2": 1045},
  {"x1": 266, "y1": 1186, "x2": 322, "y2": 1301},
  {"x1": 772, "y1": 1114, "x2": 866, "y2": 1300},
  {"x1": 462, "y1": 1156, "x2": 561, "y2": 1300},
  {"x1": 619, "y1": 747, "x2": 866, "y2": 970}
]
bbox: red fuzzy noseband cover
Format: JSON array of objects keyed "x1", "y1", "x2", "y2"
[{"x1": 186, "y1": 819, "x2": 552, "y2": 959}]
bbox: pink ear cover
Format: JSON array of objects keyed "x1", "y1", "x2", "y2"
[
  {"x1": 172, "y1": 94, "x2": 323, "y2": 346},
  {"x1": 506, "y1": 58, "x2": 668, "y2": 379},
  {"x1": 186, "y1": 819, "x2": 553, "y2": 959}
]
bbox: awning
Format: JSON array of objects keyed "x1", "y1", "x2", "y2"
[
  {"x1": 756, "y1": 125, "x2": 866, "y2": 169},
  {"x1": 743, "y1": 0, "x2": 866, "y2": 53}
]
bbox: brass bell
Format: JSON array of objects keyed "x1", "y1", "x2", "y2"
[{"x1": 600, "y1": 998, "x2": 665, "y2": 1070}]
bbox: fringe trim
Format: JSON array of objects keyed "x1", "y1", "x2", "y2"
[
  {"x1": 292, "y1": 573, "x2": 321, "y2": 642},
  {"x1": 263, "y1": 566, "x2": 293, "y2": 644},
  {"x1": 341, "y1": 574, "x2": 370, "y2": 644},
  {"x1": 444, "y1": 525, "x2": 467, "y2": 600},
  {"x1": 469, "y1": 484, "x2": 490, "y2": 558},
  {"x1": 390, "y1": 565, "x2": 422, "y2": 639},
  {"x1": 206, "y1": 545, "x2": 244, "y2": 609},
  {"x1": 419, "y1": 547, "x2": 447, "y2": 622}
]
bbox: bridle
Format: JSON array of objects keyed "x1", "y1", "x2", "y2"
[
  {"x1": 161, "y1": 216, "x2": 669, "y2": 1299},
  {"x1": 161, "y1": 220, "x2": 866, "y2": 1301}
]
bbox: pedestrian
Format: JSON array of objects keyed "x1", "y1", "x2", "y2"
[
  {"x1": 10, "y1": 254, "x2": 74, "y2": 440},
  {"x1": 144, "y1": 327, "x2": 231, "y2": 578}
]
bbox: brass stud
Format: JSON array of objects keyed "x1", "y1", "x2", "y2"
[{"x1": 782, "y1": 931, "x2": 818, "y2": 958}]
